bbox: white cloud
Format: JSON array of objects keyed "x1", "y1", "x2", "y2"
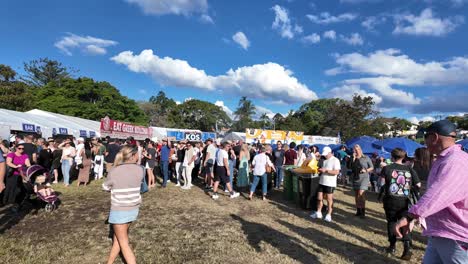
[
  {"x1": 329, "y1": 84, "x2": 382, "y2": 104},
  {"x1": 393, "y1": 8, "x2": 464, "y2": 37},
  {"x1": 200, "y1": 14, "x2": 214, "y2": 24},
  {"x1": 407, "y1": 116, "x2": 435, "y2": 124},
  {"x1": 232, "y1": 32, "x2": 250, "y2": 50},
  {"x1": 111, "y1": 49, "x2": 317, "y2": 104},
  {"x1": 215, "y1": 101, "x2": 235, "y2": 119},
  {"x1": 323, "y1": 30, "x2": 337, "y2": 40},
  {"x1": 326, "y1": 49, "x2": 468, "y2": 111},
  {"x1": 362, "y1": 16, "x2": 386, "y2": 31},
  {"x1": 271, "y1": 5, "x2": 302, "y2": 39},
  {"x1": 254, "y1": 105, "x2": 278, "y2": 119},
  {"x1": 54, "y1": 33, "x2": 118, "y2": 56},
  {"x1": 124, "y1": 0, "x2": 208, "y2": 16},
  {"x1": 306, "y1": 12, "x2": 357, "y2": 24},
  {"x1": 175, "y1": 100, "x2": 182, "y2": 105},
  {"x1": 302, "y1": 33, "x2": 321, "y2": 44},
  {"x1": 340, "y1": 33, "x2": 364, "y2": 45}
]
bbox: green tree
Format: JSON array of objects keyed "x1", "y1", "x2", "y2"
[
  {"x1": 141, "y1": 91, "x2": 177, "y2": 126},
  {"x1": 233, "y1": 96, "x2": 256, "y2": 131},
  {"x1": 168, "y1": 99, "x2": 231, "y2": 131},
  {"x1": 33, "y1": 77, "x2": 147, "y2": 124},
  {"x1": 0, "y1": 64, "x2": 16, "y2": 81},
  {"x1": 22, "y1": 58, "x2": 74, "y2": 86}
]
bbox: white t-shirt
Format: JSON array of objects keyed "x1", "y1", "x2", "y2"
[
  {"x1": 207, "y1": 144, "x2": 217, "y2": 163},
  {"x1": 216, "y1": 149, "x2": 228, "y2": 167},
  {"x1": 252, "y1": 153, "x2": 273, "y2": 176},
  {"x1": 319, "y1": 156, "x2": 341, "y2": 187}
]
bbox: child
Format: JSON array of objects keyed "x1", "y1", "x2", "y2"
[
  {"x1": 378, "y1": 148, "x2": 421, "y2": 261},
  {"x1": 34, "y1": 175, "x2": 54, "y2": 197}
]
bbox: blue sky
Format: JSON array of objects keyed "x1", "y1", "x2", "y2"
[{"x1": 2, "y1": 0, "x2": 468, "y2": 124}]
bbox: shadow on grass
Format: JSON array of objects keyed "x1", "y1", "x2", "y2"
[
  {"x1": 277, "y1": 219, "x2": 400, "y2": 264},
  {"x1": 231, "y1": 214, "x2": 320, "y2": 263}
]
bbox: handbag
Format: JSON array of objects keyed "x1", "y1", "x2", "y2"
[
  {"x1": 265, "y1": 155, "x2": 272, "y2": 173},
  {"x1": 140, "y1": 166, "x2": 148, "y2": 194}
]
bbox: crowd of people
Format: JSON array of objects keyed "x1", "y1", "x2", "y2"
[{"x1": 0, "y1": 120, "x2": 466, "y2": 264}]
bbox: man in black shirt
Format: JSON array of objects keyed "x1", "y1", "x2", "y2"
[
  {"x1": 175, "y1": 141, "x2": 186, "y2": 186},
  {"x1": 378, "y1": 148, "x2": 421, "y2": 261},
  {"x1": 105, "y1": 138, "x2": 121, "y2": 173},
  {"x1": 22, "y1": 135, "x2": 37, "y2": 164}
]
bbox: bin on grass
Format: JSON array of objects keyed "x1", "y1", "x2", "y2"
[
  {"x1": 295, "y1": 173, "x2": 320, "y2": 210},
  {"x1": 282, "y1": 165, "x2": 298, "y2": 200}
]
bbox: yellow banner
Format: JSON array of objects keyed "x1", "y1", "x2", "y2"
[{"x1": 245, "y1": 129, "x2": 304, "y2": 144}]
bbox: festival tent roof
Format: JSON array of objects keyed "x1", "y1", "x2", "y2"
[
  {"x1": 345, "y1": 136, "x2": 378, "y2": 146},
  {"x1": 221, "y1": 132, "x2": 244, "y2": 143},
  {"x1": 372, "y1": 138, "x2": 423, "y2": 157},
  {"x1": 456, "y1": 139, "x2": 468, "y2": 150}
]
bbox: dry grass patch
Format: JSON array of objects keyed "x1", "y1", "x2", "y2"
[{"x1": 0, "y1": 179, "x2": 425, "y2": 263}]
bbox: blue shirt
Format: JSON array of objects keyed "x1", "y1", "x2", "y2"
[
  {"x1": 160, "y1": 145, "x2": 170, "y2": 162},
  {"x1": 0, "y1": 150, "x2": 4, "y2": 163}
]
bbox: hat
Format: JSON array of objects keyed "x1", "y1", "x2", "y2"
[
  {"x1": 77, "y1": 137, "x2": 84, "y2": 142},
  {"x1": 321, "y1": 146, "x2": 332, "y2": 156},
  {"x1": 425, "y1": 120, "x2": 456, "y2": 137}
]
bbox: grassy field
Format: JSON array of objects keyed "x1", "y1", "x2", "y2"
[{"x1": 0, "y1": 178, "x2": 426, "y2": 264}]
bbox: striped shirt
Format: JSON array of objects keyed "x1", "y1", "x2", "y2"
[
  {"x1": 103, "y1": 163, "x2": 144, "y2": 211},
  {"x1": 409, "y1": 144, "x2": 468, "y2": 243}
]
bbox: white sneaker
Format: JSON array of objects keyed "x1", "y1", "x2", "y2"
[
  {"x1": 175, "y1": 183, "x2": 181, "y2": 187},
  {"x1": 324, "y1": 214, "x2": 332, "y2": 222},
  {"x1": 181, "y1": 186, "x2": 189, "y2": 190},
  {"x1": 224, "y1": 189, "x2": 230, "y2": 193},
  {"x1": 230, "y1": 192, "x2": 240, "y2": 199},
  {"x1": 310, "y1": 211, "x2": 323, "y2": 219},
  {"x1": 212, "y1": 194, "x2": 219, "y2": 200}
]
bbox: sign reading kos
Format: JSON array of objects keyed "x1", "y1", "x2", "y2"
[{"x1": 184, "y1": 132, "x2": 202, "y2": 141}]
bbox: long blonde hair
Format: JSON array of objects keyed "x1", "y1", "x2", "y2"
[
  {"x1": 114, "y1": 145, "x2": 138, "y2": 167},
  {"x1": 353, "y1": 144, "x2": 364, "y2": 158},
  {"x1": 241, "y1": 143, "x2": 250, "y2": 161}
]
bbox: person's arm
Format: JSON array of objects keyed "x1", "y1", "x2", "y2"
[
  {"x1": 224, "y1": 156, "x2": 229, "y2": 176},
  {"x1": 102, "y1": 172, "x2": 113, "y2": 191},
  {"x1": 189, "y1": 150, "x2": 196, "y2": 166},
  {"x1": 32, "y1": 152, "x2": 37, "y2": 164},
  {"x1": 0, "y1": 161, "x2": 5, "y2": 193},
  {"x1": 25, "y1": 158, "x2": 31, "y2": 167},
  {"x1": 365, "y1": 157, "x2": 374, "y2": 173},
  {"x1": 267, "y1": 156, "x2": 276, "y2": 172},
  {"x1": 204, "y1": 151, "x2": 211, "y2": 166}
]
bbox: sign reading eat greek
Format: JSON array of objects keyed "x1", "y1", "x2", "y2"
[
  {"x1": 184, "y1": 132, "x2": 202, "y2": 141},
  {"x1": 22, "y1": 123, "x2": 36, "y2": 132}
]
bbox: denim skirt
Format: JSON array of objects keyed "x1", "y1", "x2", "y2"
[{"x1": 109, "y1": 208, "x2": 139, "y2": 224}]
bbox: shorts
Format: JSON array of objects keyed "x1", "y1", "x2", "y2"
[
  {"x1": 109, "y1": 208, "x2": 139, "y2": 224},
  {"x1": 353, "y1": 174, "x2": 370, "y2": 190},
  {"x1": 214, "y1": 165, "x2": 229, "y2": 183},
  {"x1": 145, "y1": 162, "x2": 155, "y2": 169},
  {"x1": 317, "y1": 184, "x2": 335, "y2": 194},
  {"x1": 204, "y1": 162, "x2": 214, "y2": 175}
]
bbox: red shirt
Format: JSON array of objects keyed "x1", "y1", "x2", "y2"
[{"x1": 284, "y1": 149, "x2": 297, "y2": 165}]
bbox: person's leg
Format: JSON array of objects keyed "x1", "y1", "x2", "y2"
[
  {"x1": 316, "y1": 192, "x2": 324, "y2": 213},
  {"x1": 229, "y1": 160, "x2": 234, "y2": 189},
  {"x1": 354, "y1": 190, "x2": 360, "y2": 215},
  {"x1": 360, "y1": 190, "x2": 366, "y2": 217},
  {"x1": 53, "y1": 169, "x2": 58, "y2": 183},
  {"x1": 98, "y1": 156, "x2": 104, "y2": 179},
  {"x1": 432, "y1": 236, "x2": 468, "y2": 264},
  {"x1": 213, "y1": 181, "x2": 220, "y2": 193},
  {"x1": 249, "y1": 175, "x2": 261, "y2": 199},
  {"x1": 384, "y1": 206, "x2": 397, "y2": 253},
  {"x1": 175, "y1": 162, "x2": 181, "y2": 185},
  {"x1": 186, "y1": 166, "x2": 193, "y2": 188},
  {"x1": 325, "y1": 193, "x2": 333, "y2": 215},
  {"x1": 112, "y1": 223, "x2": 136, "y2": 264},
  {"x1": 162, "y1": 161, "x2": 168, "y2": 186},
  {"x1": 107, "y1": 233, "x2": 121, "y2": 264},
  {"x1": 277, "y1": 166, "x2": 283, "y2": 188},
  {"x1": 423, "y1": 237, "x2": 443, "y2": 264},
  {"x1": 261, "y1": 173, "x2": 267, "y2": 198},
  {"x1": 62, "y1": 160, "x2": 70, "y2": 185}
]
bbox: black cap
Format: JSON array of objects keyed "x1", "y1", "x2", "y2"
[{"x1": 426, "y1": 120, "x2": 456, "y2": 137}]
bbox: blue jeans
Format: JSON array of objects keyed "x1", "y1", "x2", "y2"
[
  {"x1": 250, "y1": 173, "x2": 267, "y2": 195},
  {"x1": 61, "y1": 160, "x2": 71, "y2": 185},
  {"x1": 161, "y1": 161, "x2": 169, "y2": 186},
  {"x1": 423, "y1": 237, "x2": 468, "y2": 264},
  {"x1": 275, "y1": 165, "x2": 283, "y2": 188}
]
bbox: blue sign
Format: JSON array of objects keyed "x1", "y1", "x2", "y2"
[
  {"x1": 22, "y1": 123, "x2": 36, "y2": 132},
  {"x1": 89, "y1": 131, "x2": 96, "y2": 138},
  {"x1": 52, "y1": 128, "x2": 57, "y2": 135},
  {"x1": 59, "y1": 128, "x2": 68, "y2": 135},
  {"x1": 36, "y1": 126, "x2": 41, "y2": 134},
  {"x1": 79, "y1": 130, "x2": 87, "y2": 137}
]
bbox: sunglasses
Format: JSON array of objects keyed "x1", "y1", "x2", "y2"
[
  {"x1": 424, "y1": 132, "x2": 457, "y2": 139},
  {"x1": 17, "y1": 147, "x2": 24, "y2": 150}
]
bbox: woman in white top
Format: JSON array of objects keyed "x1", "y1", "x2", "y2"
[
  {"x1": 249, "y1": 146, "x2": 276, "y2": 201},
  {"x1": 296, "y1": 145, "x2": 307, "y2": 166}
]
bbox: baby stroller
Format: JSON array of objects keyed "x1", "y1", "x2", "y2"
[{"x1": 22, "y1": 165, "x2": 59, "y2": 212}]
